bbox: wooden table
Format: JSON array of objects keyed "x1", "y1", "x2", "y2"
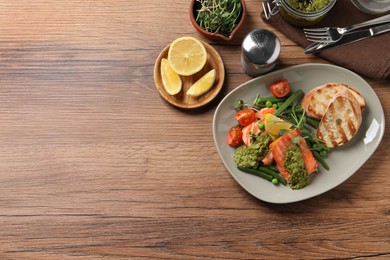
[{"x1": 0, "y1": 1, "x2": 389, "y2": 259}]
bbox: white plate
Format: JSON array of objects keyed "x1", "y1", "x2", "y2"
[
  {"x1": 213, "y1": 64, "x2": 385, "y2": 203},
  {"x1": 350, "y1": 0, "x2": 390, "y2": 14}
]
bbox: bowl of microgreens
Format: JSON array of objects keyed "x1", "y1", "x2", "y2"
[{"x1": 190, "y1": 0, "x2": 246, "y2": 41}]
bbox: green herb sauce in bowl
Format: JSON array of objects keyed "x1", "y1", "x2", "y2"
[{"x1": 288, "y1": 0, "x2": 331, "y2": 12}]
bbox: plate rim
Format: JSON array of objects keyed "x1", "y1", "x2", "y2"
[
  {"x1": 212, "y1": 63, "x2": 385, "y2": 203},
  {"x1": 350, "y1": 0, "x2": 390, "y2": 14}
]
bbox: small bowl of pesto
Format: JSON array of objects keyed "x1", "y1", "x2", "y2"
[
  {"x1": 190, "y1": 0, "x2": 246, "y2": 41},
  {"x1": 263, "y1": 0, "x2": 336, "y2": 27}
]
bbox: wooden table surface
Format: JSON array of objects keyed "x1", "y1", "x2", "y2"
[{"x1": 0, "y1": 1, "x2": 389, "y2": 259}]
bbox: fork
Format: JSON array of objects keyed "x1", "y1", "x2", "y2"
[{"x1": 304, "y1": 13, "x2": 390, "y2": 43}]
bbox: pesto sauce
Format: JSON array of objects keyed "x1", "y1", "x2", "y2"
[
  {"x1": 284, "y1": 143, "x2": 310, "y2": 189},
  {"x1": 234, "y1": 132, "x2": 272, "y2": 169},
  {"x1": 288, "y1": 0, "x2": 330, "y2": 12}
]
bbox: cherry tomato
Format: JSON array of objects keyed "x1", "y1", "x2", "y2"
[
  {"x1": 227, "y1": 127, "x2": 243, "y2": 147},
  {"x1": 235, "y1": 108, "x2": 256, "y2": 127},
  {"x1": 270, "y1": 79, "x2": 291, "y2": 98}
]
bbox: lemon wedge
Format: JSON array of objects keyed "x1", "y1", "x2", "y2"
[
  {"x1": 160, "y1": 58, "x2": 182, "y2": 95},
  {"x1": 187, "y1": 69, "x2": 216, "y2": 97},
  {"x1": 168, "y1": 36, "x2": 207, "y2": 76},
  {"x1": 264, "y1": 113, "x2": 293, "y2": 136}
]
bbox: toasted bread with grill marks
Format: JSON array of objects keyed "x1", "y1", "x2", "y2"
[
  {"x1": 302, "y1": 83, "x2": 365, "y2": 120},
  {"x1": 316, "y1": 90, "x2": 362, "y2": 148}
]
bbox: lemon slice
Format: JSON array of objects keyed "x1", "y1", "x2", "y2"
[
  {"x1": 160, "y1": 58, "x2": 182, "y2": 95},
  {"x1": 187, "y1": 69, "x2": 216, "y2": 97},
  {"x1": 264, "y1": 113, "x2": 293, "y2": 136},
  {"x1": 168, "y1": 36, "x2": 207, "y2": 76}
]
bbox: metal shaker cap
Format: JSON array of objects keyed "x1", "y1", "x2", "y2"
[{"x1": 242, "y1": 29, "x2": 280, "y2": 68}]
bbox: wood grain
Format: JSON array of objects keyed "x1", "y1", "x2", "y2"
[{"x1": 0, "y1": 0, "x2": 389, "y2": 259}]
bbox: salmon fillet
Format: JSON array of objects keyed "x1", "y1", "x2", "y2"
[
  {"x1": 241, "y1": 121, "x2": 261, "y2": 147},
  {"x1": 270, "y1": 128, "x2": 318, "y2": 180},
  {"x1": 262, "y1": 137, "x2": 278, "y2": 165},
  {"x1": 261, "y1": 149, "x2": 274, "y2": 165}
]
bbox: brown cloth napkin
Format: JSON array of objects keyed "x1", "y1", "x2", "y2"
[{"x1": 261, "y1": 1, "x2": 390, "y2": 80}]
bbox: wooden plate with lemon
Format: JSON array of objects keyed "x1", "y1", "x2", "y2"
[{"x1": 154, "y1": 37, "x2": 225, "y2": 109}]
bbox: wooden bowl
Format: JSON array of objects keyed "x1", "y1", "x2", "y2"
[
  {"x1": 189, "y1": 0, "x2": 246, "y2": 41},
  {"x1": 154, "y1": 40, "x2": 225, "y2": 109}
]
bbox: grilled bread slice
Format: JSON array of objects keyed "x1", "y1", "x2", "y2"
[
  {"x1": 316, "y1": 90, "x2": 362, "y2": 148},
  {"x1": 302, "y1": 83, "x2": 365, "y2": 120}
]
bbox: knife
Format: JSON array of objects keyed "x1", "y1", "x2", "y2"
[{"x1": 304, "y1": 22, "x2": 390, "y2": 54}]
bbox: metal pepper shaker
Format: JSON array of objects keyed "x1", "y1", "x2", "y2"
[{"x1": 241, "y1": 29, "x2": 281, "y2": 77}]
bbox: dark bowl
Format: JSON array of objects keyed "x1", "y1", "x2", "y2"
[{"x1": 189, "y1": 0, "x2": 246, "y2": 41}]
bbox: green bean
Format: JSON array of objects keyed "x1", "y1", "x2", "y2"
[
  {"x1": 258, "y1": 166, "x2": 287, "y2": 185},
  {"x1": 320, "y1": 150, "x2": 328, "y2": 157},
  {"x1": 237, "y1": 166, "x2": 273, "y2": 182},
  {"x1": 255, "y1": 96, "x2": 287, "y2": 104},
  {"x1": 312, "y1": 150, "x2": 330, "y2": 171},
  {"x1": 293, "y1": 105, "x2": 303, "y2": 113},
  {"x1": 267, "y1": 165, "x2": 279, "y2": 172},
  {"x1": 254, "y1": 96, "x2": 287, "y2": 108},
  {"x1": 274, "y1": 89, "x2": 304, "y2": 117},
  {"x1": 306, "y1": 117, "x2": 320, "y2": 129}
]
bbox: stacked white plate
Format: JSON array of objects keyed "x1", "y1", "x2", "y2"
[{"x1": 351, "y1": 0, "x2": 390, "y2": 14}]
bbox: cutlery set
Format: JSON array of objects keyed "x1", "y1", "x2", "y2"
[{"x1": 303, "y1": 13, "x2": 390, "y2": 54}]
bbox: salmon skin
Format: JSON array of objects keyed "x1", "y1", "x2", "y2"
[{"x1": 270, "y1": 128, "x2": 318, "y2": 181}]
